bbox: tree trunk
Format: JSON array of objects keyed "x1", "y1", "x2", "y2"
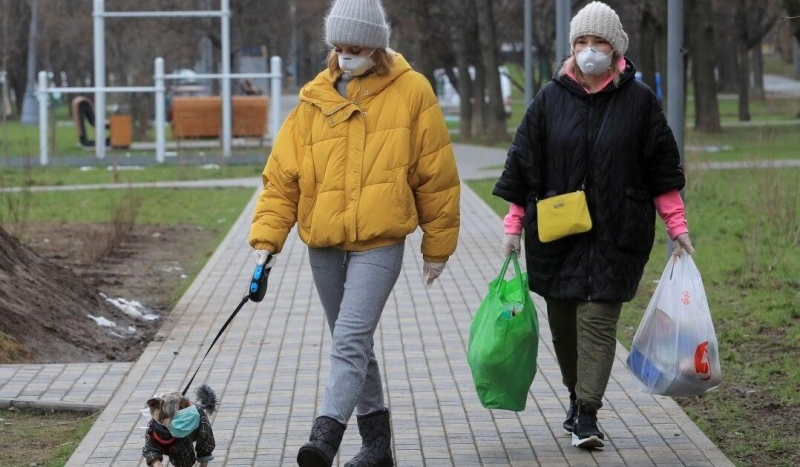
[
  {"x1": 473, "y1": 0, "x2": 507, "y2": 140},
  {"x1": 639, "y1": 11, "x2": 659, "y2": 90},
  {"x1": 450, "y1": 32, "x2": 473, "y2": 139},
  {"x1": 736, "y1": 40, "x2": 751, "y2": 121},
  {"x1": 688, "y1": 0, "x2": 721, "y2": 132},
  {"x1": 751, "y1": 41, "x2": 764, "y2": 100},
  {"x1": 471, "y1": 63, "x2": 486, "y2": 136},
  {"x1": 794, "y1": 38, "x2": 800, "y2": 79}
]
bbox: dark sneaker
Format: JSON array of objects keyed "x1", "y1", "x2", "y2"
[
  {"x1": 571, "y1": 403, "x2": 605, "y2": 449},
  {"x1": 562, "y1": 396, "x2": 578, "y2": 434}
]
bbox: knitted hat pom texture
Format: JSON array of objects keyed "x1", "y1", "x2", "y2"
[
  {"x1": 569, "y1": 1, "x2": 628, "y2": 55},
  {"x1": 325, "y1": 0, "x2": 391, "y2": 49}
]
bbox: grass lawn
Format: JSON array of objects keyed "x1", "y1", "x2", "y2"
[
  {"x1": 0, "y1": 408, "x2": 96, "y2": 467},
  {"x1": 0, "y1": 162, "x2": 265, "y2": 187},
  {"x1": 466, "y1": 167, "x2": 800, "y2": 466}
]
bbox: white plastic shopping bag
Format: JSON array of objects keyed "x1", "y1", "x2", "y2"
[{"x1": 626, "y1": 253, "x2": 722, "y2": 397}]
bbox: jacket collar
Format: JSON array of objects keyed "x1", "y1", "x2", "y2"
[{"x1": 299, "y1": 53, "x2": 413, "y2": 116}]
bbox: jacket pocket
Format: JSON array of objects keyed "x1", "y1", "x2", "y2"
[
  {"x1": 616, "y1": 187, "x2": 655, "y2": 252},
  {"x1": 392, "y1": 167, "x2": 414, "y2": 221},
  {"x1": 298, "y1": 193, "x2": 316, "y2": 226}
]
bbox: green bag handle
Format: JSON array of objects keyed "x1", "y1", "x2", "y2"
[{"x1": 494, "y1": 251, "x2": 526, "y2": 296}]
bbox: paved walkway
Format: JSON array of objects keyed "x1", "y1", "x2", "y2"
[{"x1": 0, "y1": 144, "x2": 734, "y2": 467}]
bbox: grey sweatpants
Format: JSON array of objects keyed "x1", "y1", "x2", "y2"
[
  {"x1": 545, "y1": 298, "x2": 622, "y2": 409},
  {"x1": 308, "y1": 242, "x2": 404, "y2": 426}
]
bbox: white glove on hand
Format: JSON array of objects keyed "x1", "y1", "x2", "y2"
[
  {"x1": 673, "y1": 233, "x2": 695, "y2": 257},
  {"x1": 502, "y1": 234, "x2": 521, "y2": 257},
  {"x1": 253, "y1": 249, "x2": 277, "y2": 268},
  {"x1": 423, "y1": 261, "x2": 446, "y2": 288}
]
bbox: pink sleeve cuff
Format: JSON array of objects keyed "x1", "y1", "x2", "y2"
[
  {"x1": 654, "y1": 190, "x2": 688, "y2": 239},
  {"x1": 504, "y1": 203, "x2": 525, "y2": 235}
]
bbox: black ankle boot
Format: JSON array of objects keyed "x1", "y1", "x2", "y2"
[
  {"x1": 571, "y1": 402, "x2": 605, "y2": 449},
  {"x1": 344, "y1": 409, "x2": 394, "y2": 467},
  {"x1": 297, "y1": 416, "x2": 346, "y2": 467},
  {"x1": 562, "y1": 392, "x2": 578, "y2": 434}
]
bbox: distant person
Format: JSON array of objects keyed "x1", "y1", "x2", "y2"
[
  {"x1": 493, "y1": 1, "x2": 693, "y2": 450},
  {"x1": 248, "y1": 0, "x2": 460, "y2": 465}
]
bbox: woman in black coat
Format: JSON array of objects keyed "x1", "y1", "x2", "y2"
[{"x1": 493, "y1": 1, "x2": 694, "y2": 450}]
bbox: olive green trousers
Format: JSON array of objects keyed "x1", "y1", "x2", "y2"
[{"x1": 545, "y1": 298, "x2": 622, "y2": 409}]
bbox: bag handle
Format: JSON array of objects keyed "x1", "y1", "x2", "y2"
[{"x1": 494, "y1": 251, "x2": 526, "y2": 293}]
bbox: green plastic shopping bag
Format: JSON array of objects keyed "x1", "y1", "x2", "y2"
[{"x1": 467, "y1": 251, "x2": 539, "y2": 411}]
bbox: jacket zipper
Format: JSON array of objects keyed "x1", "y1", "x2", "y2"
[{"x1": 587, "y1": 95, "x2": 595, "y2": 301}]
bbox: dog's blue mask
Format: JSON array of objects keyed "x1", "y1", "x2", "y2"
[{"x1": 168, "y1": 405, "x2": 200, "y2": 438}]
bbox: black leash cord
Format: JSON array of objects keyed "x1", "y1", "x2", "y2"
[{"x1": 182, "y1": 295, "x2": 250, "y2": 396}]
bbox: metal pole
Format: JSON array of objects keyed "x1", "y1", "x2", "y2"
[
  {"x1": 93, "y1": 0, "x2": 106, "y2": 159},
  {"x1": 21, "y1": 0, "x2": 39, "y2": 125},
  {"x1": 270, "y1": 56, "x2": 282, "y2": 140},
  {"x1": 667, "y1": 0, "x2": 684, "y2": 256},
  {"x1": 154, "y1": 57, "x2": 166, "y2": 164},
  {"x1": 555, "y1": 0, "x2": 569, "y2": 67},
  {"x1": 37, "y1": 70, "x2": 47, "y2": 165},
  {"x1": 524, "y1": 0, "x2": 532, "y2": 106},
  {"x1": 220, "y1": 0, "x2": 232, "y2": 158}
]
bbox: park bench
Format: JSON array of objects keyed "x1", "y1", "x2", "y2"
[{"x1": 170, "y1": 96, "x2": 269, "y2": 139}]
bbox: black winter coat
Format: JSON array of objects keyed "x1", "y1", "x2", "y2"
[{"x1": 493, "y1": 59, "x2": 684, "y2": 302}]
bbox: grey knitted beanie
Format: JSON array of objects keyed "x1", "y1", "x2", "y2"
[
  {"x1": 569, "y1": 1, "x2": 628, "y2": 55},
  {"x1": 325, "y1": 0, "x2": 390, "y2": 49}
]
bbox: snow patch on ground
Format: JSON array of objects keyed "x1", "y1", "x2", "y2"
[
  {"x1": 101, "y1": 294, "x2": 160, "y2": 321},
  {"x1": 87, "y1": 314, "x2": 116, "y2": 327}
]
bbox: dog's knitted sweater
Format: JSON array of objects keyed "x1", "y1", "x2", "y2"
[{"x1": 142, "y1": 405, "x2": 215, "y2": 467}]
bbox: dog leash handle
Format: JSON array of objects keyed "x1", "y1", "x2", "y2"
[
  {"x1": 249, "y1": 262, "x2": 271, "y2": 303},
  {"x1": 182, "y1": 295, "x2": 249, "y2": 396}
]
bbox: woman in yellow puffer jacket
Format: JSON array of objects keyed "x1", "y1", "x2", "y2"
[{"x1": 248, "y1": 1, "x2": 459, "y2": 466}]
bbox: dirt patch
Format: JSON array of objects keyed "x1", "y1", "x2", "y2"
[{"x1": 0, "y1": 223, "x2": 215, "y2": 364}]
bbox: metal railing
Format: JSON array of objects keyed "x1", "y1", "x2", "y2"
[{"x1": 36, "y1": 55, "x2": 282, "y2": 165}]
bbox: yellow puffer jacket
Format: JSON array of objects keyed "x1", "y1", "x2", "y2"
[{"x1": 250, "y1": 54, "x2": 460, "y2": 263}]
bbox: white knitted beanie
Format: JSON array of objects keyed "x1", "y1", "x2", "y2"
[
  {"x1": 569, "y1": 1, "x2": 628, "y2": 55},
  {"x1": 325, "y1": 0, "x2": 390, "y2": 49}
]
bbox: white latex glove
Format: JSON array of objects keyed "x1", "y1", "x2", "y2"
[
  {"x1": 502, "y1": 234, "x2": 521, "y2": 257},
  {"x1": 253, "y1": 249, "x2": 277, "y2": 267},
  {"x1": 673, "y1": 233, "x2": 695, "y2": 257},
  {"x1": 423, "y1": 261, "x2": 446, "y2": 288},
  {"x1": 151, "y1": 462, "x2": 164, "y2": 467}
]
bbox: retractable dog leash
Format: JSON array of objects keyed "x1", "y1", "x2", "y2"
[{"x1": 181, "y1": 260, "x2": 272, "y2": 396}]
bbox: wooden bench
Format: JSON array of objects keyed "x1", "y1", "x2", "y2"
[{"x1": 170, "y1": 96, "x2": 269, "y2": 139}]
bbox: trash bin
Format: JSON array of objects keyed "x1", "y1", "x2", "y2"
[{"x1": 109, "y1": 115, "x2": 132, "y2": 149}]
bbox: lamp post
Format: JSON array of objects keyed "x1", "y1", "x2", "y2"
[{"x1": 20, "y1": 0, "x2": 39, "y2": 125}]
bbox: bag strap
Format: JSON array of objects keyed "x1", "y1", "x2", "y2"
[
  {"x1": 580, "y1": 97, "x2": 615, "y2": 190},
  {"x1": 495, "y1": 251, "x2": 526, "y2": 292}
]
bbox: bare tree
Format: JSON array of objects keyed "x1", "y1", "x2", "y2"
[
  {"x1": 687, "y1": 0, "x2": 721, "y2": 131},
  {"x1": 733, "y1": 0, "x2": 781, "y2": 121},
  {"x1": 474, "y1": 0, "x2": 507, "y2": 140}
]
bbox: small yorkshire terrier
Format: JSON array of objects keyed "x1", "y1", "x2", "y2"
[{"x1": 142, "y1": 384, "x2": 218, "y2": 467}]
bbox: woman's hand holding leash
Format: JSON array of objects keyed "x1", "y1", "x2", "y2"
[{"x1": 253, "y1": 249, "x2": 276, "y2": 267}]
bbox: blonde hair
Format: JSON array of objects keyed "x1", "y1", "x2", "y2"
[
  {"x1": 557, "y1": 50, "x2": 623, "y2": 89},
  {"x1": 327, "y1": 48, "x2": 396, "y2": 77}
]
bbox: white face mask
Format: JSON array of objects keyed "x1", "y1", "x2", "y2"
[
  {"x1": 337, "y1": 53, "x2": 374, "y2": 77},
  {"x1": 575, "y1": 47, "x2": 612, "y2": 75}
]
